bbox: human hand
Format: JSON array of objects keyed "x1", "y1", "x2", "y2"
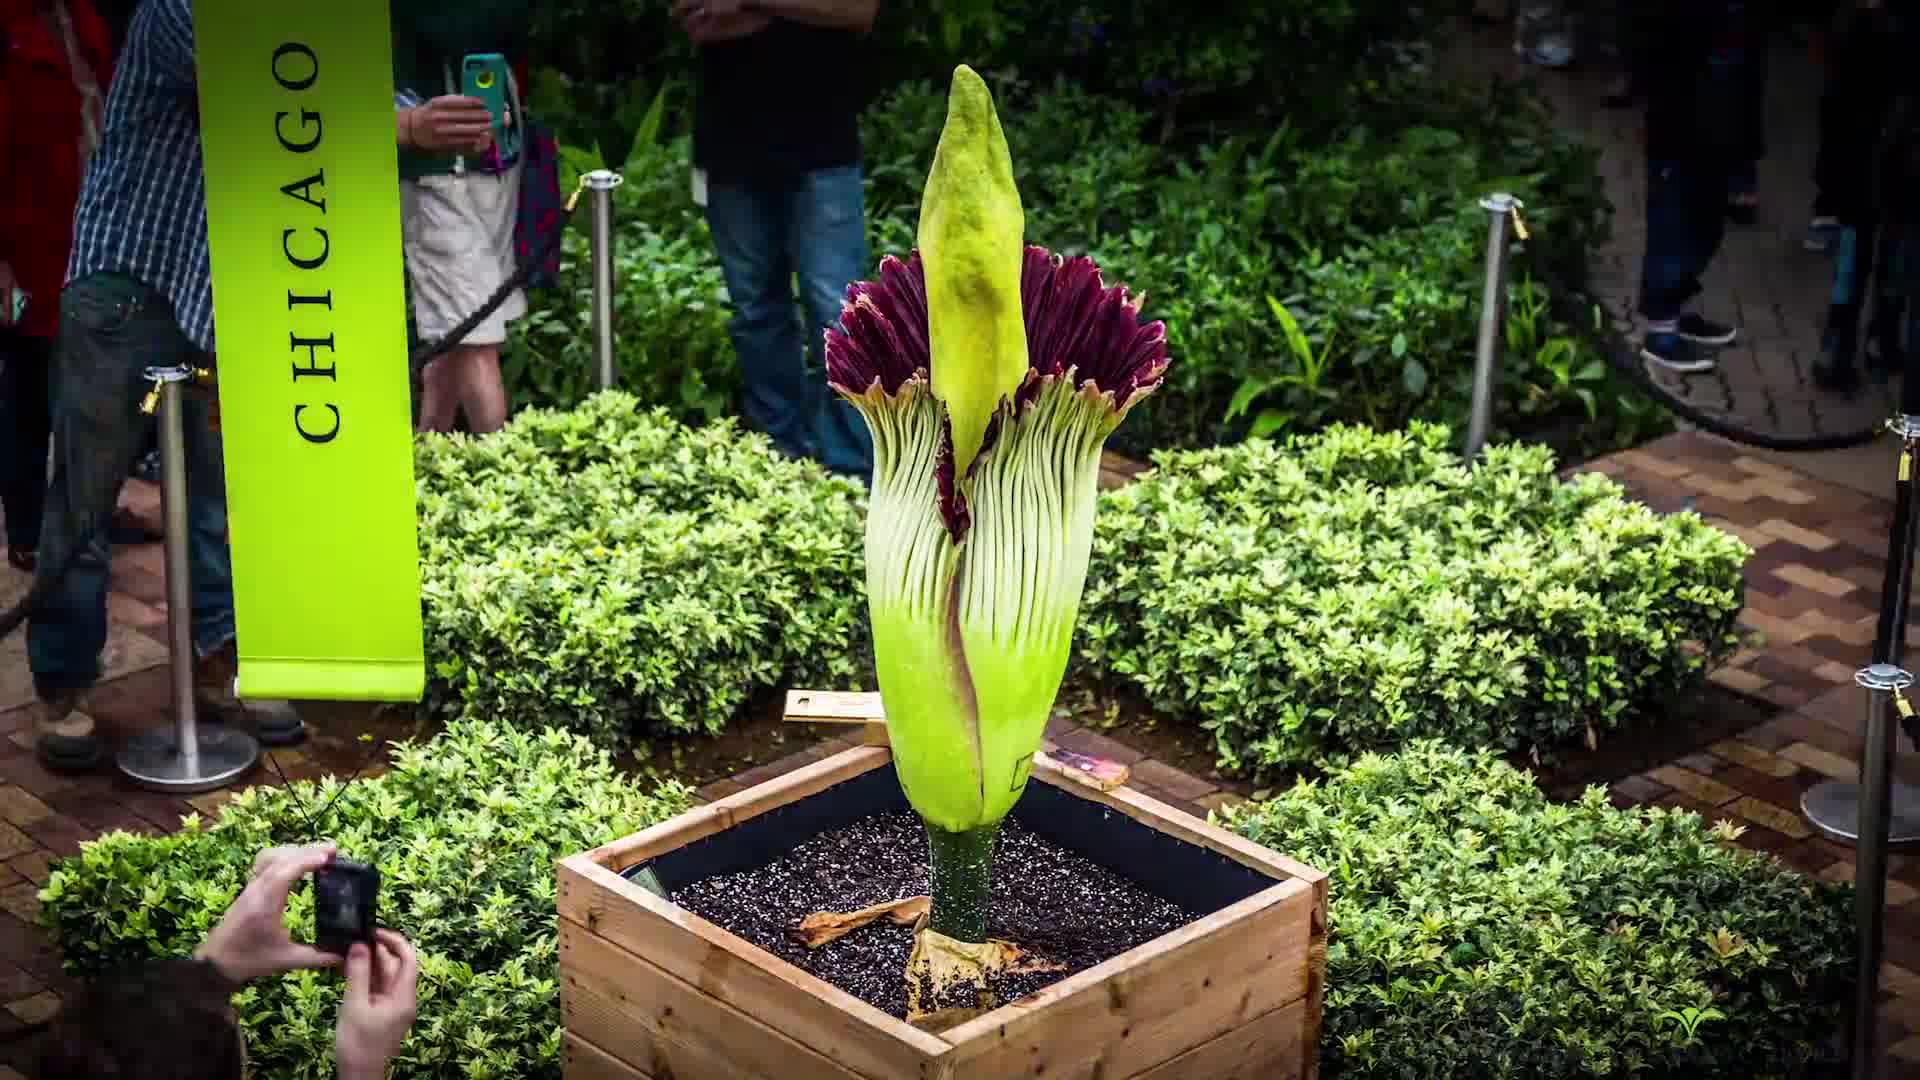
[
  {"x1": 195, "y1": 843, "x2": 342, "y2": 985},
  {"x1": 336, "y1": 930, "x2": 420, "y2": 1080},
  {"x1": 674, "y1": 0, "x2": 743, "y2": 17},
  {"x1": 407, "y1": 95, "x2": 494, "y2": 155},
  {"x1": 684, "y1": 9, "x2": 772, "y2": 43},
  {"x1": 0, "y1": 260, "x2": 15, "y2": 296}
]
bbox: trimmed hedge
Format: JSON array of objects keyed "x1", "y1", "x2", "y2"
[
  {"x1": 1080, "y1": 424, "x2": 1749, "y2": 775},
  {"x1": 39, "y1": 720, "x2": 693, "y2": 1079},
  {"x1": 415, "y1": 392, "x2": 869, "y2": 751},
  {"x1": 1224, "y1": 741, "x2": 1853, "y2": 1077}
]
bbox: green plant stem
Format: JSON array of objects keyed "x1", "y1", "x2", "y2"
[{"x1": 926, "y1": 821, "x2": 1000, "y2": 942}]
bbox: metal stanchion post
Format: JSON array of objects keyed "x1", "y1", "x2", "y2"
[
  {"x1": 1465, "y1": 193, "x2": 1522, "y2": 459},
  {"x1": 584, "y1": 169, "x2": 624, "y2": 392},
  {"x1": 1803, "y1": 386, "x2": 1920, "y2": 1073},
  {"x1": 116, "y1": 365, "x2": 258, "y2": 794}
]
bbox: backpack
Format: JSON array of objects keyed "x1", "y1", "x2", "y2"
[{"x1": 513, "y1": 114, "x2": 563, "y2": 292}]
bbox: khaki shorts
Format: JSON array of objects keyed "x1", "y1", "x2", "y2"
[{"x1": 400, "y1": 168, "x2": 527, "y2": 347}]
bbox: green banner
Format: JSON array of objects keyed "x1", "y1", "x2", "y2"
[{"x1": 195, "y1": 0, "x2": 424, "y2": 702}]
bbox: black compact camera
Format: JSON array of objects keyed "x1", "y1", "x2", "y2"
[{"x1": 313, "y1": 858, "x2": 380, "y2": 955}]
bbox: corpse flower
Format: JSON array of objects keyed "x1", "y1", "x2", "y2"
[{"x1": 823, "y1": 65, "x2": 1169, "y2": 1025}]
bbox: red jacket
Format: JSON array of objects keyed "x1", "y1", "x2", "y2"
[{"x1": 0, "y1": 0, "x2": 113, "y2": 339}]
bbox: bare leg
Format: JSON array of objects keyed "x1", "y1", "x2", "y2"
[
  {"x1": 449, "y1": 344, "x2": 509, "y2": 434},
  {"x1": 416, "y1": 357, "x2": 459, "y2": 434}
]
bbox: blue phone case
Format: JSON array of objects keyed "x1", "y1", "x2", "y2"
[{"x1": 460, "y1": 53, "x2": 521, "y2": 162}]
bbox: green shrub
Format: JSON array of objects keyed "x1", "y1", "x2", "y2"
[
  {"x1": 416, "y1": 392, "x2": 869, "y2": 750},
  {"x1": 1224, "y1": 741, "x2": 1853, "y2": 1077},
  {"x1": 503, "y1": 138, "x2": 740, "y2": 422},
  {"x1": 1079, "y1": 424, "x2": 1749, "y2": 775},
  {"x1": 38, "y1": 720, "x2": 694, "y2": 1079},
  {"x1": 506, "y1": 59, "x2": 1639, "y2": 457}
]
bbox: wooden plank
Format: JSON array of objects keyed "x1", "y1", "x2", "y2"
[
  {"x1": 557, "y1": 858, "x2": 952, "y2": 1080},
  {"x1": 942, "y1": 878, "x2": 1316, "y2": 1078},
  {"x1": 1130, "y1": 999, "x2": 1307, "y2": 1080},
  {"x1": 563, "y1": 1031, "x2": 652, "y2": 1080},
  {"x1": 784, "y1": 689, "x2": 885, "y2": 722},
  {"x1": 1301, "y1": 907, "x2": 1328, "y2": 1080},
  {"x1": 561, "y1": 919, "x2": 863, "y2": 1080},
  {"x1": 1033, "y1": 753, "x2": 1325, "y2": 886},
  {"x1": 573, "y1": 745, "x2": 892, "y2": 871},
  {"x1": 783, "y1": 689, "x2": 888, "y2": 745}
]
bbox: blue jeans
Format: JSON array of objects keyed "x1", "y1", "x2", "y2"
[
  {"x1": 1638, "y1": 159, "x2": 1729, "y2": 322},
  {"x1": 704, "y1": 164, "x2": 874, "y2": 477},
  {"x1": 30, "y1": 273, "x2": 235, "y2": 697}
]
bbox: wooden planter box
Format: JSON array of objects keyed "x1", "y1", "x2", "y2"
[{"x1": 557, "y1": 701, "x2": 1327, "y2": 1080}]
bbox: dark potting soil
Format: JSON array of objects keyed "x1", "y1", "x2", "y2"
[{"x1": 670, "y1": 809, "x2": 1200, "y2": 1019}]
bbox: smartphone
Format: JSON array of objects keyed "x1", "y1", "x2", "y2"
[
  {"x1": 460, "y1": 53, "x2": 520, "y2": 163},
  {"x1": 313, "y1": 858, "x2": 381, "y2": 955},
  {"x1": 2, "y1": 288, "x2": 25, "y2": 327}
]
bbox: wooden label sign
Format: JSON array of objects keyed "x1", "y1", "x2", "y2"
[{"x1": 194, "y1": 0, "x2": 423, "y2": 701}]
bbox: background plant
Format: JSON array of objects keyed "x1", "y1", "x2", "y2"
[
  {"x1": 506, "y1": 59, "x2": 1651, "y2": 459},
  {"x1": 1079, "y1": 424, "x2": 1750, "y2": 776},
  {"x1": 38, "y1": 720, "x2": 693, "y2": 1079},
  {"x1": 1224, "y1": 742, "x2": 1853, "y2": 1077},
  {"x1": 415, "y1": 392, "x2": 870, "y2": 751}
]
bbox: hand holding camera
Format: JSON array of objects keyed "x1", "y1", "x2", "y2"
[
  {"x1": 193, "y1": 843, "x2": 412, "y2": 1078},
  {"x1": 194, "y1": 842, "x2": 343, "y2": 984},
  {"x1": 336, "y1": 930, "x2": 419, "y2": 1080}
]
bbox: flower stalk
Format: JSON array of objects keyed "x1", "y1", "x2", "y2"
[
  {"x1": 821, "y1": 63, "x2": 1169, "y2": 1027},
  {"x1": 925, "y1": 823, "x2": 998, "y2": 942}
]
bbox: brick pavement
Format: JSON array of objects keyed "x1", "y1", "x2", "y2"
[{"x1": 1444, "y1": 18, "x2": 1901, "y2": 447}]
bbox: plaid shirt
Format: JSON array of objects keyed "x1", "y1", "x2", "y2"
[{"x1": 64, "y1": 0, "x2": 214, "y2": 352}]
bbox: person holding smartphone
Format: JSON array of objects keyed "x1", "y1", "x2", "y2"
[
  {"x1": 0, "y1": 0, "x2": 113, "y2": 574},
  {"x1": 390, "y1": 3, "x2": 535, "y2": 436},
  {"x1": 38, "y1": 843, "x2": 421, "y2": 1080}
]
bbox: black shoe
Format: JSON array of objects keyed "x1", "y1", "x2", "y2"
[
  {"x1": 1640, "y1": 332, "x2": 1717, "y2": 374},
  {"x1": 1674, "y1": 313, "x2": 1737, "y2": 347},
  {"x1": 1813, "y1": 357, "x2": 1863, "y2": 393}
]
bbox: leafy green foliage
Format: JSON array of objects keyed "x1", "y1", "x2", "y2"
[
  {"x1": 415, "y1": 392, "x2": 870, "y2": 750},
  {"x1": 506, "y1": 4, "x2": 1659, "y2": 460},
  {"x1": 1224, "y1": 742, "x2": 1853, "y2": 1077},
  {"x1": 38, "y1": 720, "x2": 693, "y2": 1079},
  {"x1": 1080, "y1": 424, "x2": 1749, "y2": 775}
]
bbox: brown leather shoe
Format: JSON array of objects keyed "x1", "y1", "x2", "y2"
[
  {"x1": 194, "y1": 643, "x2": 306, "y2": 747},
  {"x1": 32, "y1": 691, "x2": 101, "y2": 772}
]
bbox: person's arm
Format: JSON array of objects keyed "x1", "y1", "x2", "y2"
[
  {"x1": 747, "y1": 0, "x2": 877, "y2": 32},
  {"x1": 146, "y1": 0, "x2": 197, "y2": 89}
]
